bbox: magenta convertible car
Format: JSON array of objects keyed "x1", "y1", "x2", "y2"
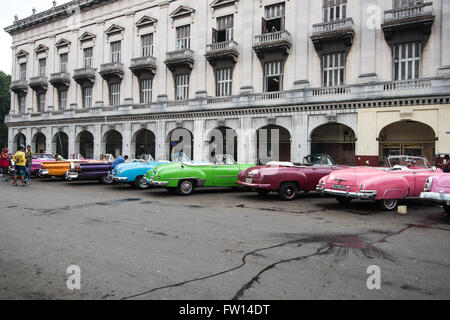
[{"x1": 420, "y1": 174, "x2": 450, "y2": 215}]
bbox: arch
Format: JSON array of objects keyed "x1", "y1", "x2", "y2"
[
  {"x1": 207, "y1": 126, "x2": 238, "y2": 162},
  {"x1": 134, "y1": 129, "x2": 156, "y2": 159},
  {"x1": 103, "y1": 130, "x2": 123, "y2": 158},
  {"x1": 167, "y1": 128, "x2": 194, "y2": 161},
  {"x1": 14, "y1": 133, "x2": 26, "y2": 151},
  {"x1": 378, "y1": 120, "x2": 436, "y2": 163},
  {"x1": 311, "y1": 123, "x2": 356, "y2": 166},
  {"x1": 52, "y1": 131, "x2": 69, "y2": 159},
  {"x1": 32, "y1": 132, "x2": 47, "y2": 153},
  {"x1": 256, "y1": 125, "x2": 291, "y2": 164},
  {"x1": 76, "y1": 131, "x2": 94, "y2": 160}
]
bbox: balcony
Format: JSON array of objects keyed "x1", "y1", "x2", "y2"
[
  {"x1": 129, "y1": 56, "x2": 157, "y2": 77},
  {"x1": 253, "y1": 30, "x2": 292, "y2": 59},
  {"x1": 100, "y1": 62, "x2": 125, "y2": 81},
  {"x1": 10, "y1": 80, "x2": 28, "y2": 94},
  {"x1": 382, "y1": 2, "x2": 434, "y2": 41},
  {"x1": 311, "y1": 18, "x2": 355, "y2": 50},
  {"x1": 164, "y1": 49, "x2": 195, "y2": 72},
  {"x1": 29, "y1": 76, "x2": 48, "y2": 91},
  {"x1": 73, "y1": 67, "x2": 96, "y2": 85},
  {"x1": 49, "y1": 72, "x2": 71, "y2": 88},
  {"x1": 205, "y1": 41, "x2": 239, "y2": 66}
]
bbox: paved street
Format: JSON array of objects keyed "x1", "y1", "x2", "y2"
[{"x1": 0, "y1": 179, "x2": 449, "y2": 300}]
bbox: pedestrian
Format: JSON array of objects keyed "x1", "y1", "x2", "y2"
[
  {"x1": 444, "y1": 155, "x2": 450, "y2": 173},
  {"x1": 25, "y1": 145, "x2": 34, "y2": 182},
  {"x1": 13, "y1": 145, "x2": 28, "y2": 187},
  {"x1": 111, "y1": 155, "x2": 129, "y2": 170},
  {"x1": 54, "y1": 153, "x2": 64, "y2": 161},
  {"x1": 0, "y1": 148, "x2": 10, "y2": 183}
]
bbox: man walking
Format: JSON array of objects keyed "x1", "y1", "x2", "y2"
[
  {"x1": 13, "y1": 145, "x2": 28, "y2": 187},
  {"x1": 25, "y1": 145, "x2": 34, "y2": 182},
  {"x1": 0, "y1": 148, "x2": 10, "y2": 183}
]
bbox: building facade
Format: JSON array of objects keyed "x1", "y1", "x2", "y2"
[{"x1": 4, "y1": 0, "x2": 450, "y2": 165}]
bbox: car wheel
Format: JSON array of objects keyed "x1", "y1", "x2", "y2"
[
  {"x1": 336, "y1": 196, "x2": 352, "y2": 206},
  {"x1": 377, "y1": 199, "x2": 398, "y2": 211},
  {"x1": 100, "y1": 174, "x2": 113, "y2": 185},
  {"x1": 177, "y1": 180, "x2": 195, "y2": 196},
  {"x1": 134, "y1": 176, "x2": 150, "y2": 190},
  {"x1": 256, "y1": 189, "x2": 270, "y2": 196},
  {"x1": 279, "y1": 182, "x2": 297, "y2": 201},
  {"x1": 444, "y1": 204, "x2": 450, "y2": 215}
]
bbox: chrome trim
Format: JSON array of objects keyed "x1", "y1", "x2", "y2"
[
  {"x1": 317, "y1": 186, "x2": 377, "y2": 199},
  {"x1": 215, "y1": 175, "x2": 239, "y2": 178},
  {"x1": 39, "y1": 169, "x2": 49, "y2": 176},
  {"x1": 420, "y1": 191, "x2": 450, "y2": 203},
  {"x1": 112, "y1": 176, "x2": 128, "y2": 182},
  {"x1": 65, "y1": 172, "x2": 79, "y2": 180},
  {"x1": 147, "y1": 178, "x2": 169, "y2": 186}
]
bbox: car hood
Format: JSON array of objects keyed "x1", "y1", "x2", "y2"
[{"x1": 327, "y1": 167, "x2": 387, "y2": 187}]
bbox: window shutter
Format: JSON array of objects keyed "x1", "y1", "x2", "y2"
[
  {"x1": 212, "y1": 28, "x2": 217, "y2": 43},
  {"x1": 261, "y1": 17, "x2": 267, "y2": 33}
]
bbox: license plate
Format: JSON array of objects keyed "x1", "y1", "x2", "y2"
[
  {"x1": 246, "y1": 178, "x2": 253, "y2": 184},
  {"x1": 333, "y1": 184, "x2": 347, "y2": 190}
]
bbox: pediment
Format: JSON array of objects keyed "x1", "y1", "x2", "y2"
[
  {"x1": 210, "y1": 0, "x2": 238, "y2": 9},
  {"x1": 105, "y1": 24, "x2": 125, "y2": 35},
  {"x1": 55, "y1": 38, "x2": 71, "y2": 48},
  {"x1": 16, "y1": 49, "x2": 29, "y2": 58},
  {"x1": 79, "y1": 32, "x2": 96, "y2": 42},
  {"x1": 34, "y1": 44, "x2": 49, "y2": 53},
  {"x1": 136, "y1": 16, "x2": 158, "y2": 28},
  {"x1": 169, "y1": 6, "x2": 195, "y2": 19}
]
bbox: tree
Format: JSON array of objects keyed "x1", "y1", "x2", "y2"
[{"x1": 0, "y1": 71, "x2": 11, "y2": 149}]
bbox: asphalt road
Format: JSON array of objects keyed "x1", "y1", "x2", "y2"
[{"x1": 0, "y1": 178, "x2": 449, "y2": 300}]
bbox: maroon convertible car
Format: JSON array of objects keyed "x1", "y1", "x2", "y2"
[{"x1": 237, "y1": 154, "x2": 347, "y2": 201}]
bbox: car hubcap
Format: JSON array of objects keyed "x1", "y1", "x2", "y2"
[
  {"x1": 285, "y1": 187, "x2": 294, "y2": 198},
  {"x1": 384, "y1": 199, "x2": 397, "y2": 210},
  {"x1": 181, "y1": 182, "x2": 192, "y2": 193},
  {"x1": 138, "y1": 178, "x2": 148, "y2": 188}
]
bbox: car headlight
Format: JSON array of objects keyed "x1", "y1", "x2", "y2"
[
  {"x1": 424, "y1": 178, "x2": 433, "y2": 191},
  {"x1": 248, "y1": 169, "x2": 259, "y2": 177}
]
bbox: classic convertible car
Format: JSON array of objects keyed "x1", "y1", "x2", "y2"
[
  {"x1": 65, "y1": 156, "x2": 116, "y2": 184},
  {"x1": 147, "y1": 154, "x2": 254, "y2": 195},
  {"x1": 317, "y1": 156, "x2": 444, "y2": 211},
  {"x1": 40, "y1": 154, "x2": 113, "y2": 178},
  {"x1": 111, "y1": 153, "x2": 189, "y2": 190},
  {"x1": 420, "y1": 174, "x2": 450, "y2": 215},
  {"x1": 237, "y1": 154, "x2": 347, "y2": 201}
]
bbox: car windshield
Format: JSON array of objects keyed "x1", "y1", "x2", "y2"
[
  {"x1": 72, "y1": 154, "x2": 85, "y2": 160},
  {"x1": 137, "y1": 154, "x2": 155, "y2": 163},
  {"x1": 388, "y1": 156, "x2": 431, "y2": 169},
  {"x1": 214, "y1": 154, "x2": 235, "y2": 165},
  {"x1": 304, "y1": 154, "x2": 334, "y2": 166},
  {"x1": 172, "y1": 152, "x2": 192, "y2": 163},
  {"x1": 34, "y1": 154, "x2": 54, "y2": 160}
]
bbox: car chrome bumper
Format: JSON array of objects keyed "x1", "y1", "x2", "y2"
[
  {"x1": 39, "y1": 169, "x2": 49, "y2": 176},
  {"x1": 420, "y1": 192, "x2": 450, "y2": 205},
  {"x1": 112, "y1": 176, "x2": 128, "y2": 182},
  {"x1": 316, "y1": 186, "x2": 377, "y2": 199},
  {"x1": 147, "y1": 178, "x2": 169, "y2": 187},
  {"x1": 65, "y1": 172, "x2": 79, "y2": 180},
  {"x1": 236, "y1": 181, "x2": 271, "y2": 189}
]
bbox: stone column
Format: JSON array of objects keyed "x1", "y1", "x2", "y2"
[
  {"x1": 96, "y1": 21, "x2": 105, "y2": 106},
  {"x1": 94, "y1": 124, "x2": 102, "y2": 159},
  {"x1": 68, "y1": 125, "x2": 76, "y2": 157},
  {"x1": 439, "y1": 0, "x2": 450, "y2": 76},
  {"x1": 157, "y1": 3, "x2": 169, "y2": 97},
  {"x1": 155, "y1": 120, "x2": 166, "y2": 160},
  {"x1": 195, "y1": 0, "x2": 208, "y2": 93},
  {"x1": 292, "y1": 113, "x2": 309, "y2": 163},
  {"x1": 123, "y1": 13, "x2": 135, "y2": 103},
  {"x1": 293, "y1": 0, "x2": 310, "y2": 88},
  {"x1": 122, "y1": 123, "x2": 132, "y2": 157},
  {"x1": 239, "y1": 0, "x2": 254, "y2": 92},
  {"x1": 238, "y1": 117, "x2": 255, "y2": 164},
  {"x1": 69, "y1": 29, "x2": 79, "y2": 108},
  {"x1": 47, "y1": 36, "x2": 56, "y2": 111},
  {"x1": 358, "y1": 0, "x2": 378, "y2": 82},
  {"x1": 193, "y1": 119, "x2": 205, "y2": 162}
]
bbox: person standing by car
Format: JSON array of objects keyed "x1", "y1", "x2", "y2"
[
  {"x1": 0, "y1": 148, "x2": 10, "y2": 183},
  {"x1": 443, "y1": 155, "x2": 450, "y2": 173},
  {"x1": 13, "y1": 145, "x2": 28, "y2": 187},
  {"x1": 25, "y1": 145, "x2": 34, "y2": 182},
  {"x1": 111, "y1": 155, "x2": 128, "y2": 170}
]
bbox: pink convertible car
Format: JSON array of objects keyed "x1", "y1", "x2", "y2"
[
  {"x1": 317, "y1": 156, "x2": 444, "y2": 211},
  {"x1": 420, "y1": 174, "x2": 450, "y2": 215}
]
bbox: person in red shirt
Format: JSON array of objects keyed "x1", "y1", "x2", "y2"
[{"x1": 0, "y1": 148, "x2": 10, "y2": 182}]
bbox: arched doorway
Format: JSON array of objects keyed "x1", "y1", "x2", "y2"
[
  {"x1": 257, "y1": 125, "x2": 291, "y2": 164},
  {"x1": 311, "y1": 123, "x2": 356, "y2": 166},
  {"x1": 33, "y1": 132, "x2": 46, "y2": 153},
  {"x1": 14, "y1": 133, "x2": 26, "y2": 151},
  {"x1": 168, "y1": 128, "x2": 194, "y2": 161},
  {"x1": 378, "y1": 120, "x2": 436, "y2": 164},
  {"x1": 134, "y1": 129, "x2": 156, "y2": 159},
  {"x1": 207, "y1": 127, "x2": 238, "y2": 162},
  {"x1": 104, "y1": 130, "x2": 123, "y2": 158},
  {"x1": 77, "y1": 131, "x2": 94, "y2": 160},
  {"x1": 53, "y1": 132, "x2": 69, "y2": 159}
]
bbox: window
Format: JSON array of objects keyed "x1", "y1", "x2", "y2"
[
  {"x1": 176, "y1": 25, "x2": 190, "y2": 50},
  {"x1": 140, "y1": 78, "x2": 153, "y2": 104},
  {"x1": 82, "y1": 86, "x2": 93, "y2": 108},
  {"x1": 19, "y1": 95, "x2": 26, "y2": 114},
  {"x1": 110, "y1": 82, "x2": 121, "y2": 106},
  {"x1": 393, "y1": 0, "x2": 423, "y2": 9},
  {"x1": 84, "y1": 48, "x2": 93, "y2": 68},
  {"x1": 20, "y1": 63, "x2": 27, "y2": 80},
  {"x1": 214, "y1": 15, "x2": 234, "y2": 43},
  {"x1": 111, "y1": 41, "x2": 121, "y2": 63},
  {"x1": 322, "y1": 52, "x2": 345, "y2": 87},
  {"x1": 323, "y1": 0, "x2": 347, "y2": 22},
  {"x1": 58, "y1": 89, "x2": 67, "y2": 110},
  {"x1": 393, "y1": 42, "x2": 421, "y2": 80},
  {"x1": 264, "y1": 61, "x2": 284, "y2": 92},
  {"x1": 141, "y1": 34, "x2": 154, "y2": 57},
  {"x1": 175, "y1": 74, "x2": 189, "y2": 100},
  {"x1": 39, "y1": 59, "x2": 46, "y2": 77},
  {"x1": 263, "y1": 2, "x2": 285, "y2": 33},
  {"x1": 60, "y1": 53, "x2": 68, "y2": 73},
  {"x1": 37, "y1": 92, "x2": 45, "y2": 112},
  {"x1": 216, "y1": 68, "x2": 232, "y2": 97}
]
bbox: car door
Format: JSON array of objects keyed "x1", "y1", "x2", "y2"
[
  {"x1": 413, "y1": 169, "x2": 435, "y2": 197},
  {"x1": 213, "y1": 164, "x2": 239, "y2": 186}
]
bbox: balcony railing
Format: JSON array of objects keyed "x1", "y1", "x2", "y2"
[
  {"x1": 50, "y1": 72, "x2": 71, "y2": 87},
  {"x1": 29, "y1": 76, "x2": 48, "y2": 91},
  {"x1": 254, "y1": 30, "x2": 292, "y2": 46},
  {"x1": 73, "y1": 67, "x2": 96, "y2": 84},
  {"x1": 100, "y1": 62, "x2": 125, "y2": 80},
  {"x1": 312, "y1": 18, "x2": 354, "y2": 35},
  {"x1": 10, "y1": 80, "x2": 28, "y2": 94},
  {"x1": 206, "y1": 40, "x2": 239, "y2": 54},
  {"x1": 384, "y1": 2, "x2": 433, "y2": 22},
  {"x1": 130, "y1": 56, "x2": 157, "y2": 76},
  {"x1": 165, "y1": 49, "x2": 195, "y2": 71},
  {"x1": 382, "y1": 79, "x2": 432, "y2": 91}
]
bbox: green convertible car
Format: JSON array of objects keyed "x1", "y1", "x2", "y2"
[{"x1": 146, "y1": 154, "x2": 255, "y2": 196}]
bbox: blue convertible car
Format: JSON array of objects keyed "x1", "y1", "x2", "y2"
[{"x1": 111, "y1": 153, "x2": 192, "y2": 190}]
